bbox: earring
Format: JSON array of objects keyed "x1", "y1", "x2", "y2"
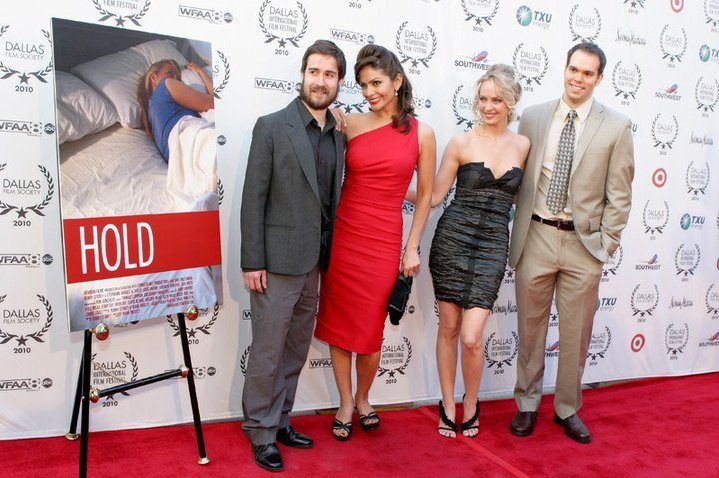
[{"x1": 394, "y1": 90, "x2": 398, "y2": 96}]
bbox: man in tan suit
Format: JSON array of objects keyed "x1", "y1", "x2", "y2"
[{"x1": 508, "y1": 43, "x2": 634, "y2": 443}]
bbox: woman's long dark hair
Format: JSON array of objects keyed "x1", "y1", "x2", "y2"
[{"x1": 354, "y1": 44, "x2": 415, "y2": 134}]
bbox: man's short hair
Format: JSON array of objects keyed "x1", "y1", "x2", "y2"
[
  {"x1": 301, "y1": 40, "x2": 346, "y2": 80},
  {"x1": 566, "y1": 42, "x2": 607, "y2": 76}
]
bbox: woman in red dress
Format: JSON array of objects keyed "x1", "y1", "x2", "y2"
[{"x1": 314, "y1": 44, "x2": 435, "y2": 440}]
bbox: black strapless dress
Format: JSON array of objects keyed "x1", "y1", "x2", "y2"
[{"x1": 429, "y1": 162, "x2": 523, "y2": 309}]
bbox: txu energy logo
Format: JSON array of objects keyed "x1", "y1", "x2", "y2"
[
  {"x1": 699, "y1": 44, "x2": 719, "y2": 63},
  {"x1": 516, "y1": 5, "x2": 552, "y2": 29}
]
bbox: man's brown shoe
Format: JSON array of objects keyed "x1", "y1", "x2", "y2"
[{"x1": 509, "y1": 411, "x2": 538, "y2": 437}]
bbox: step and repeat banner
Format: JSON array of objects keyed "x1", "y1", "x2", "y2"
[{"x1": 1, "y1": 0, "x2": 717, "y2": 440}]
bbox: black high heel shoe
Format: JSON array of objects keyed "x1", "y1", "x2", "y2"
[
  {"x1": 460, "y1": 397, "x2": 480, "y2": 438},
  {"x1": 437, "y1": 400, "x2": 457, "y2": 438}
]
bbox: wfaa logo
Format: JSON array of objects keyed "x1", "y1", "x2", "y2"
[
  {"x1": 166, "y1": 305, "x2": 218, "y2": 345},
  {"x1": 0, "y1": 163, "x2": 55, "y2": 227},
  {"x1": 0, "y1": 26, "x2": 53, "y2": 91},
  {"x1": 674, "y1": 243, "x2": 700, "y2": 280},
  {"x1": 664, "y1": 322, "x2": 689, "y2": 359},
  {"x1": 91, "y1": 0, "x2": 151, "y2": 28},
  {"x1": 515, "y1": 5, "x2": 552, "y2": 30},
  {"x1": 0, "y1": 119, "x2": 55, "y2": 137},
  {"x1": 0, "y1": 253, "x2": 53, "y2": 269},
  {"x1": 212, "y1": 51, "x2": 231, "y2": 100},
  {"x1": 659, "y1": 25, "x2": 687, "y2": 67},
  {"x1": 706, "y1": 283, "x2": 719, "y2": 318},
  {"x1": 679, "y1": 214, "x2": 705, "y2": 231},
  {"x1": 452, "y1": 84, "x2": 477, "y2": 131},
  {"x1": 698, "y1": 44, "x2": 719, "y2": 64},
  {"x1": 308, "y1": 355, "x2": 332, "y2": 369},
  {"x1": 483, "y1": 331, "x2": 518, "y2": 375},
  {"x1": 635, "y1": 253, "x2": 661, "y2": 272},
  {"x1": 655, "y1": 83, "x2": 681, "y2": 102},
  {"x1": 0, "y1": 294, "x2": 53, "y2": 354},
  {"x1": 395, "y1": 21, "x2": 437, "y2": 75},
  {"x1": 329, "y1": 27, "x2": 374, "y2": 46},
  {"x1": 253, "y1": 76, "x2": 300, "y2": 95},
  {"x1": 642, "y1": 200, "x2": 669, "y2": 238},
  {"x1": 623, "y1": 0, "x2": 646, "y2": 13},
  {"x1": 630, "y1": 283, "x2": 659, "y2": 322},
  {"x1": 454, "y1": 49, "x2": 492, "y2": 72},
  {"x1": 258, "y1": 0, "x2": 309, "y2": 54},
  {"x1": 512, "y1": 43, "x2": 548, "y2": 92},
  {"x1": 695, "y1": 77, "x2": 719, "y2": 116},
  {"x1": 611, "y1": 61, "x2": 642, "y2": 105},
  {"x1": 686, "y1": 161, "x2": 710, "y2": 198},
  {"x1": 601, "y1": 244, "x2": 623, "y2": 282},
  {"x1": 460, "y1": 0, "x2": 500, "y2": 33},
  {"x1": 178, "y1": 5, "x2": 233, "y2": 24},
  {"x1": 334, "y1": 80, "x2": 368, "y2": 114},
  {"x1": 91, "y1": 351, "x2": 139, "y2": 406},
  {"x1": 706, "y1": 0, "x2": 719, "y2": 32},
  {"x1": 568, "y1": 4, "x2": 601, "y2": 43},
  {"x1": 377, "y1": 336, "x2": 412, "y2": 385},
  {"x1": 586, "y1": 326, "x2": 612, "y2": 366},
  {"x1": 650, "y1": 114, "x2": 678, "y2": 154},
  {"x1": 0, "y1": 376, "x2": 52, "y2": 392}
]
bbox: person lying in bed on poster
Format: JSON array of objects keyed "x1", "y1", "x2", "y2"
[{"x1": 137, "y1": 59, "x2": 214, "y2": 161}]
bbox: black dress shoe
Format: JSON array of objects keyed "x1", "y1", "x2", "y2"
[
  {"x1": 276, "y1": 425, "x2": 314, "y2": 449},
  {"x1": 554, "y1": 414, "x2": 592, "y2": 444},
  {"x1": 252, "y1": 443, "x2": 283, "y2": 472},
  {"x1": 509, "y1": 411, "x2": 538, "y2": 437}
]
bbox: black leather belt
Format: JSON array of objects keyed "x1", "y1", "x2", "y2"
[{"x1": 531, "y1": 214, "x2": 575, "y2": 231}]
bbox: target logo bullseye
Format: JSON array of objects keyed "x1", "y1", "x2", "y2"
[
  {"x1": 652, "y1": 168, "x2": 667, "y2": 187},
  {"x1": 670, "y1": 0, "x2": 683, "y2": 12},
  {"x1": 631, "y1": 334, "x2": 646, "y2": 352}
]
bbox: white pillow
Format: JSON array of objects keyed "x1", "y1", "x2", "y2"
[
  {"x1": 55, "y1": 71, "x2": 119, "y2": 143},
  {"x1": 71, "y1": 40, "x2": 188, "y2": 129},
  {"x1": 181, "y1": 67, "x2": 213, "y2": 94}
]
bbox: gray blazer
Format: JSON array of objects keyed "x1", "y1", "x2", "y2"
[
  {"x1": 241, "y1": 99, "x2": 345, "y2": 275},
  {"x1": 509, "y1": 99, "x2": 634, "y2": 266}
]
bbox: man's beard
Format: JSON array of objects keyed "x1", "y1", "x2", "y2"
[{"x1": 299, "y1": 82, "x2": 338, "y2": 110}]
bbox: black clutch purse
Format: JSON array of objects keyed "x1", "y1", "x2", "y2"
[{"x1": 387, "y1": 274, "x2": 413, "y2": 326}]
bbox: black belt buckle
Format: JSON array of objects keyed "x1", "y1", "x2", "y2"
[{"x1": 532, "y1": 214, "x2": 574, "y2": 231}]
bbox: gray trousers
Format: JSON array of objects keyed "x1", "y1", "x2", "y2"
[{"x1": 241, "y1": 268, "x2": 319, "y2": 445}]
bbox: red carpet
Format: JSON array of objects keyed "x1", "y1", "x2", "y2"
[{"x1": 4, "y1": 372, "x2": 718, "y2": 477}]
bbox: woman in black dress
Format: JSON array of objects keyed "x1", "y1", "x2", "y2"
[{"x1": 429, "y1": 64, "x2": 528, "y2": 438}]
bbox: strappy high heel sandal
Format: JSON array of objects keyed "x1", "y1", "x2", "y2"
[
  {"x1": 332, "y1": 418, "x2": 353, "y2": 441},
  {"x1": 437, "y1": 400, "x2": 457, "y2": 438},
  {"x1": 460, "y1": 398, "x2": 480, "y2": 438},
  {"x1": 359, "y1": 410, "x2": 380, "y2": 432}
]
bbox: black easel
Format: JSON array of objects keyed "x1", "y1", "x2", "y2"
[{"x1": 66, "y1": 307, "x2": 209, "y2": 477}]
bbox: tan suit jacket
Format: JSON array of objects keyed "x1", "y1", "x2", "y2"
[{"x1": 509, "y1": 99, "x2": 634, "y2": 266}]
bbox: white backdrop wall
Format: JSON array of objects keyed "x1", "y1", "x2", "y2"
[{"x1": 1, "y1": 0, "x2": 718, "y2": 440}]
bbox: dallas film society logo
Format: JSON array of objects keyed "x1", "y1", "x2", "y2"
[
  {"x1": 0, "y1": 294, "x2": 53, "y2": 353},
  {"x1": 650, "y1": 114, "x2": 678, "y2": 153},
  {"x1": 586, "y1": 326, "x2": 611, "y2": 366},
  {"x1": 0, "y1": 26, "x2": 53, "y2": 90},
  {"x1": 395, "y1": 21, "x2": 437, "y2": 75},
  {"x1": 461, "y1": 0, "x2": 499, "y2": 32},
  {"x1": 212, "y1": 51, "x2": 230, "y2": 100},
  {"x1": 239, "y1": 345, "x2": 251, "y2": 376},
  {"x1": 377, "y1": 336, "x2": 412, "y2": 384},
  {"x1": 706, "y1": 0, "x2": 719, "y2": 31},
  {"x1": 0, "y1": 253, "x2": 53, "y2": 268},
  {"x1": 623, "y1": 0, "x2": 646, "y2": 13},
  {"x1": 334, "y1": 80, "x2": 368, "y2": 114},
  {"x1": 452, "y1": 84, "x2": 476, "y2": 131},
  {"x1": 630, "y1": 283, "x2": 659, "y2": 321},
  {"x1": 91, "y1": 351, "x2": 139, "y2": 404},
  {"x1": 660, "y1": 25, "x2": 687, "y2": 67},
  {"x1": 674, "y1": 243, "x2": 700, "y2": 279},
  {"x1": 568, "y1": 4, "x2": 601, "y2": 43},
  {"x1": 512, "y1": 43, "x2": 548, "y2": 92},
  {"x1": 686, "y1": 161, "x2": 710, "y2": 198},
  {"x1": 706, "y1": 284, "x2": 719, "y2": 317},
  {"x1": 516, "y1": 5, "x2": 552, "y2": 30},
  {"x1": 695, "y1": 77, "x2": 719, "y2": 115},
  {"x1": 91, "y1": 0, "x2": 151, "y2": 28},
  {"x1": 0, "y1": 119, "x2": 55, "y2": 137},
  {"x1": 0, "y1": 376, "x2": 52, "y2": 392},
  {"x1": 258, "y1": 0, "x2": 308, "y2": 54},
  {"x1": 612, "y1": 61, "x2": 642, "y2": 105},
  {"x1": 642, "y1": 200, "x2": 669, "y2": 238},
  {"x1": 178, "y1": 5, "x2": 233, "y2": 24},
  {"x1": 601, "y1": 244, "x2": 623, "y2": 282},
  {"x1": 665, "y1": 323, "x2": 689, "y2": 359},
  {"x1": 166, "y1": 305, "x2": 218, "y2": 345},
  {"x1": 0, "y1": 163, "x2": 55, "y2": 226},
  {"x1": 483, "y1": 332, "x2": 518, "y2": 375}
]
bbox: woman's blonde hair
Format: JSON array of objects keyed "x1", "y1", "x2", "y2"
[
  {"x1": 136, "y1": 59, "x2": 181, "y2": 137},
  {"x1": 472, "y1": 63, "x2": 522, "y2": 124}
]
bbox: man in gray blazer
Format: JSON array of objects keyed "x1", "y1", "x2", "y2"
[
  {"x1": 508, "y1": 43, "x2": 634, "y2": 444},
  {"x1": 240, "y1": 40, "x2": 346, "y2": 472}
]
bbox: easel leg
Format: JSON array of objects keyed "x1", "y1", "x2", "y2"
[
  {"x1": 79, "y1": 329, "x2": 92, "y2": 478},
  {"x1": 177, "y1": 313, "x2": 210, "y2": 464},
  {"x1": 66, "y1": 350, "x2": 84, "y2": 440}
]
